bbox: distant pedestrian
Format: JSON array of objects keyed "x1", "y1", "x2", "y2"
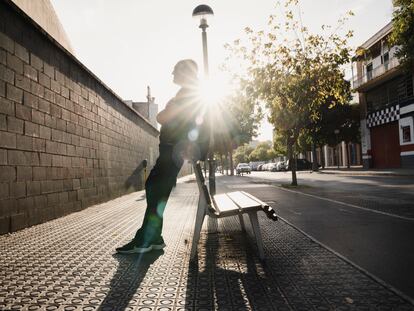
[{"x1": 117, "y1": 59, "x2": 208, "y2": 254}]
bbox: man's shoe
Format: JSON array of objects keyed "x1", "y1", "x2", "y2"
[
  {"x1": 151, "y1": 236, "x2": 166, "y2": 250},
  {"x1": 116, "y1": 239, "x2": 153, "y2": 254}
]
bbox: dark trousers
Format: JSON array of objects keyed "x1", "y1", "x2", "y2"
[{"x1": 135, "y1": 144, "x2": 183, "y2": 241}]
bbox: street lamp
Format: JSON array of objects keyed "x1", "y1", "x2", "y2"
[
  {"x1": 192, "y1": 4, "x2": 214, "y2": 75},
  {"x1": 192, "y1": 4, "x2": 216, "y2": 195},
  {"x1": 334, "y1": 129, "x2": 340, "y2": 169}
]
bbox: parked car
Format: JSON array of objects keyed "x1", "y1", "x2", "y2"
[
  {"x1": 236, "y1": 163, "x2": 251, "y2": 175},
  {"x1": 261, "y1": 162, "x2": 276, "y2": 171},
  {"x1": 276, "y1": 161, "x2": 287, "y2": 171},
  {"x1": 257, "y1": 164, "x2": 264, "y2": 171},
  {"x1": 261, "y1": 163, "x2": 270, "y2": 171},
  {"x1": 286, "y1": 159, "x2": 313, "y2": 171},
  {"x1": 268, "y1": 163, "x2": 278, "y2": 172},
  {"x1": 249, "y1": 161, "x2": 265, "y2": 171}
]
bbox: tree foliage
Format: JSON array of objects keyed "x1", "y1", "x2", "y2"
[
  {"x1": 225, "y1": 0, "x2": 354, "y2": 185},
  {"x1": 233, "y1": 144, "x2": 254, "y2": 164},
  {"x1": 249, "y1": 141, "x2": 275, "y2": 162},
  {"x1": 390, "y1": 0, "x2": 414, "y2": 69},
  {"x1": 211, "y1": 83, "x2": 263, "y2": 154}
]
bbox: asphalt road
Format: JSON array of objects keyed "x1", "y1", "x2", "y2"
[
  {"x1": 216, "y1": 172, "x2": 414, "y2": 300},
  {"x1": 249, "y1": 170, "x2": 414, "y2": 218}
]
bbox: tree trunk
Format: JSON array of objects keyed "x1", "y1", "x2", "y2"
[
  {"x1": 346, "y1": 142, "x2": 351, "y2": 169},
  {"x1": 220, "y1": 154, "x2": 224, "y2": 174},
  {"x1": 287, "y1": 140, "x2": 297, "y2": 186},
  {"x1": 225, "y1": 153, "x2": 228, "y2": 175},
  {"x1": 311, "y1": 141, "x2": 318, "y2": 171},
  {"x1": 229, "y1": 149, "x2": 234, "y2": 176},
  {"x1": 320, "y1": 145, "x2": 325, "y2": 169}
]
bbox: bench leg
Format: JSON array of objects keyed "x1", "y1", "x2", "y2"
[
  {"x1": 238, "y1": 214, "x2": 246, "y2": 232},
  {"x1": 248, "y1": 212, "x2": 265, "y2": 260},
  {"x1": 190, "y1": 199, "x2": 206, "y2": 261}
]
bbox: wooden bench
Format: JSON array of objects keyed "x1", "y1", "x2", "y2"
[{"x1": 190, "y1": 161, "x2": 278, "y2": 261}]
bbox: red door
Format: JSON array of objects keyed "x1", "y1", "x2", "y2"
[{"x1": 370, "y1": 122, "x2": 401, "y2": 168}]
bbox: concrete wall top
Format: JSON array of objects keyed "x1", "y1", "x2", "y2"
[{"x1": 11, "y1": 0, "x2": 75, "y2": 54}]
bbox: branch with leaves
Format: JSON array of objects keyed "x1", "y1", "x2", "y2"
[{"x1": 225, "y1": 0, "x2": 354, "y2": 185}]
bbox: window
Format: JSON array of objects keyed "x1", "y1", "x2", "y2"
[
  {"x1": 402, "y1": 126, "x2": 411, "y2": 143},
  {"x1": 406, "y1": 74, "x2": 413, "y2": 97},
  {"x1": 383, "y1": 52, "x2": 389, "y2": 63},
  {"x1": 366, "y1": 76, "x2": 413, "y2": 113},
  {"x1": 400, "y1": 117, "x2": 414, "y2": 145},
  {"x1": 383, "y1": 52, "x2": 389, "y2": 69},
  {"x1": 366, "y1": 63, "x2": 373, "y2": 80}
]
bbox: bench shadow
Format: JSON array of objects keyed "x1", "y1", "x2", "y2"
[
  {"x1": 98, "y1": 250, "x2": 164, "y2": 311},
  {"x1": 185, "y1": 217, "x2": 289, "y2": 310}
]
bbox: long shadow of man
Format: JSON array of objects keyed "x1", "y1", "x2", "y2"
[{"x1": 98, "y1": 250, "x2": 164, "y2": 311}]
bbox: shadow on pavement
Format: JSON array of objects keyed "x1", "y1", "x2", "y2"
[
  {"x1": 124, "y1": 161, "x2": 146, "y2": 191},
  {"x1": 184, "y1": 217, "x2": 289, "y2": 310},
  {"x1": 98, "y1": 250, "x2": 164, "y2": 311}
]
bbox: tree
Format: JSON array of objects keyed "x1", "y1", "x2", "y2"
[
  {"x1": 273, "y1": 130, "x2": 287, "y2": 156},
  {"x1": 226, "y1": 0, "x2": 353, "y2": 185},
  {"x1": 336, "y1": 104, "x2": 360, "y2": 168},
  {"x1": 390, "y1": 0, "x2": 414, "y2": 69},
  {"x1": 210, "y1": 85, "x2": 263, "y2": 175},
  {"x1": 249, "y1": 141, "x2": 274, "y2": 161},
  {"x1": 305, "y1": 83, "x2": 352, "y2": 170},
  {"x1": 233, "y1": 144, "x2": 254, "y2": 165},
  {"x1": 306, "y1": 100, "x2": 360, "y2": 169}
]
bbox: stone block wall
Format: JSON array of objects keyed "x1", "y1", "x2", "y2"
[{"x1": 0, "y1": 1, "x2": 160, "y2": 234}]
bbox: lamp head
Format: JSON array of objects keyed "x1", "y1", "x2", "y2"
[{"x1": 192, "y1": 4, "x2": 214, "y2": 28}]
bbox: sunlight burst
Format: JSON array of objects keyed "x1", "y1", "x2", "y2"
[{"x1": 198, "y1": 73, "x2": 233, "y2": 108}]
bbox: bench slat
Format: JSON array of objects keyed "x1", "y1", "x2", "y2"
[
  {"x1": 226, "y1": 191, "x2": 262, "y2": 212},
  {"x1": 213, "y1": 193, "x2": 241, "y2": 217},
  {"x1": 241, "y1": 191, "x2": 269, "y2": 207}
]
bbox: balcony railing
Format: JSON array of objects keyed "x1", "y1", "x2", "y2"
[{"x1": 352, "y1": 56, "x2": 400, "y2": 90}]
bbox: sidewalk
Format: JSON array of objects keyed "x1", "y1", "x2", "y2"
[{"x1": 1, "y1": 179, "x2": 413, "y2": 310}]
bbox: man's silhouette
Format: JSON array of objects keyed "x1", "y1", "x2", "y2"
[{"x1": 117, "y1": 59, "x2": 207, "y2": 254}]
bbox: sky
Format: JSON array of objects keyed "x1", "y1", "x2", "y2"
[{"x1": 51, "y1": 0, "x2": 393, "y2": 141}]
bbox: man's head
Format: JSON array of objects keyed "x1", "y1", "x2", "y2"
[{"x1": 172, "y1": 59, "x2": 198, "y2": 86}]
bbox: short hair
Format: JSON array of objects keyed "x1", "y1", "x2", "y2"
[{"x1": 174, "y1": 59, "x2": 198, "y2": 78}]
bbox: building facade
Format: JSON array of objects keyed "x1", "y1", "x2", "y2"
[
  {"x1": 352, "y1": 22, "x2": 414, "y2": 168},
  {"x1": 124, "y1": 86, "x2": 159, "y2": 128},
  {"x1": 305, "y1": 142, "x2": 362, "y2": 168}
]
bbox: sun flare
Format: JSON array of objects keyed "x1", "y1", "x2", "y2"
[{"x1": 198, "y1": 73, "x2": 234, "y2": 108}]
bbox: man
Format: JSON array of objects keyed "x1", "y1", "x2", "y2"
[{"x1": 116, "y1": 59, "x2": 207, "y2": 254}]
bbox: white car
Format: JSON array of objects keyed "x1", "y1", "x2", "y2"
[
  {"x1": 276, "y1": 161, "x2": 287, "y2": 171},
  {"x1": 236, "y1": 163, "x2": 251, "y2": 175}
]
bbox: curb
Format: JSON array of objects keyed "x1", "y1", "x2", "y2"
[{"x1": 317, "y1": 170, "x2": 414, "y2": 177}]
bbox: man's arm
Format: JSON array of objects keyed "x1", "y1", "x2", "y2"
[
  {"x1": 156, "y1": 100, "x2": 178, "y2": 125},
  {"x1": 156, "y1": 98, "x2": 191, "y2": 125}
]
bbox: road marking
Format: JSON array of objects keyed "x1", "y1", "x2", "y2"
[
  {"x1": 275, "y1": 214, "x2": 414, "y2": 306},
  {"x1": 275, "y1": 186, "x2": 414, "y2": 222}
]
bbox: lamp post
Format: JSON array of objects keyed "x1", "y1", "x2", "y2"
[
  {"x1": 334, "y1": 129, "x2": 340, "y2": 169},
  {"x1": 192, "y1": 5, "x2": 214, "y2": 75},
  {"x1": 192, "y1": 4, "x2": 216, "y2": 195}
]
